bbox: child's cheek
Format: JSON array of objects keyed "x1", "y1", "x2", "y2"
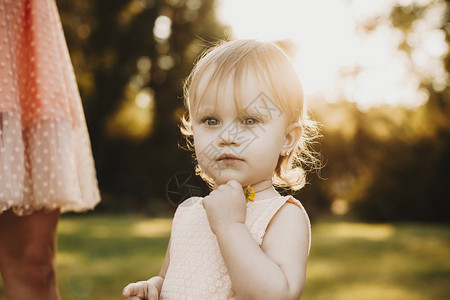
[{"x1": 195, "y1": 142, "x2": 219, "y2": 177}]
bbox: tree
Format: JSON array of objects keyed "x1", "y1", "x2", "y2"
[{"x1": 57, "y1": 0, "x2": 229, "y2": 211}]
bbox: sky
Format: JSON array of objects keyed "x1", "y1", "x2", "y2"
[{"x1": 217, "y1": 0, "x2": 448, "y2": 110}]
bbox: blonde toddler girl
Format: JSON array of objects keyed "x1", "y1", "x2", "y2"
[{"x1": 123, "y1": 39, "x2": 320, "y2": 300}]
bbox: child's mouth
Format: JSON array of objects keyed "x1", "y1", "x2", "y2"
[{"x1": 217, "y1": 154, "x2": 244, "y2": 164}]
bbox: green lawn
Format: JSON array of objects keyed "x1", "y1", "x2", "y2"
[{"x1": 0, "y1": 215, "x2": 449, "y2": 299}]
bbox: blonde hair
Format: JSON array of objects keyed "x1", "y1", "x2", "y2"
[{"x1": 179, "y1": 39, "x2": 321, "y2": 191}]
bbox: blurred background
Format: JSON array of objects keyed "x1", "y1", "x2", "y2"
[
  {"x1": 57, "y1": 0, "x2": 449, "y2": 223},
  {"x1": 3, "y1": 0, "x2": 449, "y2": 299}
]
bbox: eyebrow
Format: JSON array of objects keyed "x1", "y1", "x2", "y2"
[
  {"x1": 241, "y1": 107, "x2": 271, "y2": 118},
  {"x1": 194, "y1": 105, "x2": 218, "y2": 119}
]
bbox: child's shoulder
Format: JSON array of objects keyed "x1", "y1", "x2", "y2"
[
  {"x1": 262, "y1": 195, "x2": 311, "y2": 255},
  {"x1": 283, "y1": 195, "x2": 307, "y2": 212},
  {"x1": 276, "y1": 196, "x2": 309, "y2": 225}
]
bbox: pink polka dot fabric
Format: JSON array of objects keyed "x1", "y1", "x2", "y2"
[{"x1": 0, "y1": 0, "x2": 100, "y2": 215}]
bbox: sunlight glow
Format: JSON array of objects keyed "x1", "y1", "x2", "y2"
[
  {"x1": 334, "y1": 283, "x2": 424, "y2": 300},
  {"x1": 218, "y1": 0, "x2": 448, "y2": 109},
  {"x1": 137, "y1": 56, "x2": 152, "y2": 73},
  {"x1": 135, "y1": 88, "x2": 153, "y2": 108},
  {"x1": 329, "y1": 223, "x2": 395, "y2": 241},
  {"x1": 131, "y1": 218, "x2": 173, "y2": 238},
  {"x1": 105, "y1": 85, "x2": 155, "y2": 140},
  {"x1": 154, "y1": 15, "x2": 172, "y2": 40},
  {"x1": 56, "y1": 252, "x2": 82, "y2": 267}
]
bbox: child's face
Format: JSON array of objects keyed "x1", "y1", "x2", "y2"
[{"x1": 191, "y1": 71, "x2": 289, "y2": 188}]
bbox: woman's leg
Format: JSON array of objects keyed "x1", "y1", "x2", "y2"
[{"x1": 0, "y1": 209, "x2": 60, "y2": 300}]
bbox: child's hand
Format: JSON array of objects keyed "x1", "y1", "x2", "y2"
[
  {"x1": 202, "y1": 180, "x2": 246, "y2": 234},
  {"x1": 122, "y1": 280, "x2": 159, "y2": 300}
]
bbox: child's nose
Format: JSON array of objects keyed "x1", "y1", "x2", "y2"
[
  {"x1": 217, "y1": 127, "x2": 240, "y2": 146},
  {"x1": 218, "y1": 134, "x2": 239, "y2": 146}
]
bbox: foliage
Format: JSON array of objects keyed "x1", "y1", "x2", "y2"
[
  {"x1": 307, "y1": 93, "x2": 450, "y2": 222},
  {"x1": 54, "y1": 0, "x2": 449, "y2": 222},
  {"x1": 57, "y1": 0, "x2": 230, "y2": 207}
]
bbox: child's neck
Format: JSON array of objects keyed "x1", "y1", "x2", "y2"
[{"x1": 248, "y1": 179, "x2": 279, "y2": 201}]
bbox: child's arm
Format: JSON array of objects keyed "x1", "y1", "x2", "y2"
[
  {"x1": 203, "y1": 181, "x2": 309, "y2": 300},
  {"x1": 217, "y1": 203, "x2": 309, "y2": 300},
  {"x1": 122, "y1": 237, "x2": 171, "y2": 299}
]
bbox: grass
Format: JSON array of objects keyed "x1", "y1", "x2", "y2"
[
  {"x1": 0, "y1": 215, "x2": 449, "y2": 299},
  {"x1": 303, "y1": 221, "x2": 450, "y2": 300}
]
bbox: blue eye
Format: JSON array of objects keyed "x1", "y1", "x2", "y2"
[
  {"x1": 242, "y1": 117, "x2": 259, "y2": 126},
  {"x1": 203, "y1": 118, "x2": 219, "y2": 126}
]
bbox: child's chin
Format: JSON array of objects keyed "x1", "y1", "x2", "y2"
[{"x1": 213, "y1": 174, "x2": 248, "y2": 186}]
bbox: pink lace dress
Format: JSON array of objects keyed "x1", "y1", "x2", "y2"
[
  {"x1": 160, "y1": 194, "x2": 311, "y2": 300},
  {"x1": 0, "y1": 0, "x2": 100, "y2": 215}
]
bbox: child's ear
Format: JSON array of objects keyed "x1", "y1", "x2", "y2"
[{"x1": 281, "y1": 123, "x2": 302, "y2": 156}]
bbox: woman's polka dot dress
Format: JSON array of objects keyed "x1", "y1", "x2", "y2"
[{"x1": 0, "y1": 0, "x2": 100, "y2": 215}]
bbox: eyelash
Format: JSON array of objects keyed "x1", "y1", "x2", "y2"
[
  {"x1": 241, "y1": 117, "x2": 260, "y2": 126},
  {"x1": 202, "y1": 117, "x2": 219, "y2": 126},
  {"x1": 201, "y1": 117, "x2": 261, "y2": 126}
]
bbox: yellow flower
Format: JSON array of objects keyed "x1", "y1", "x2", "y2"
[{"x1": 245, "y1": 185, "x2": 255, "y2": 203}]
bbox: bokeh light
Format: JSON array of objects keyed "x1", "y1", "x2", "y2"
[{"x1": 153, "y1": 15, "x2": 172, "y2": 40}]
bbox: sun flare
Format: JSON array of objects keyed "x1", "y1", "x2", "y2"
[{"x1": 217, "y1": 0, "x2": 448, "y2": 110}]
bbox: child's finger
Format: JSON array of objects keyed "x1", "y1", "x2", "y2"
[
  {"x1": 147, "y1": 287, "x2": 159, "y2": 300},
  {"x1": 216, "y1": 184, "x2": 227, "y2": 191},
  {"x1": 122, "y1": 284, "x2": 132, "y2": 297},
  {"x1": 226, "y1": 179, "x2": 243, "y2": 190},
  {"x1": 122, "y1": 283, "x2": 144, "y2": 298}
]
